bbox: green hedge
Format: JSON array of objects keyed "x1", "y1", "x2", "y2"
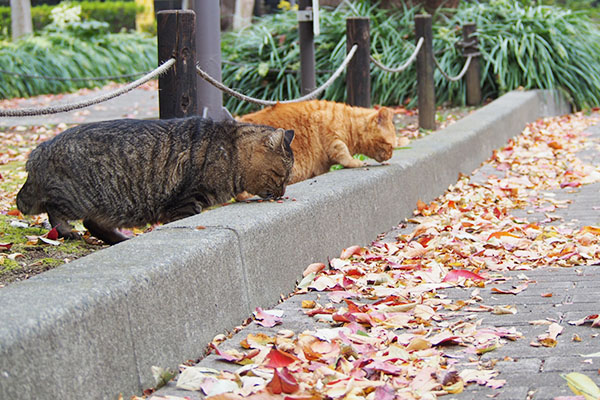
[
  {"x1": 220, "y1": 0, "x2": 600, "y2": 114},
  {"x1": 0, "y1": 1, "x2": 142, "y2": 40},
  {"x1": 0, "y1": 31, "x2": 157, "y2": 99}
]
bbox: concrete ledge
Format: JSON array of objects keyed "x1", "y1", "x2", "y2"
[{"x1": 0, "y1": 90, "x2": 570, "y2": 399}]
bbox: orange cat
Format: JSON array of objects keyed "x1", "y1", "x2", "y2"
[{"x1": 239, "y1": 100, "x2": 397, "y2": 187}]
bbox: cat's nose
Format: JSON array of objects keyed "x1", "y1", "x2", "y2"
[{"x1": 276, "y1": 186, "x2": 286, "y2": 198}]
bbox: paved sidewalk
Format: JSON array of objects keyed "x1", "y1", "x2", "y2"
[
  {"x1": 0, "y1": 85, "x2": 159, "y2": 127},
  {"x1": 155, "y1": 123, "x2": 600, "y2": 400}
]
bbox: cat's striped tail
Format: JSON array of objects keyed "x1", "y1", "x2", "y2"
[{"x1": 16, "y1": 178, "x2": 44, "y2": 215}]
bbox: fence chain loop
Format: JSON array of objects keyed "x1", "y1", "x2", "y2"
[
  {"x1": 370, "y1": 37, "x2": 423, "y2": 74},
  {"x1": 457, "y1": 39, "x2": 477, "y2": 48},
  {"x1": 0, "y1": 59, "x2": 175, "y2": 117},
  {"x1": 433, "y1": 54, "x2": 473, "y2": 82},
  {"x1": 196, "y1": 44, "x2": 358, "y2": 106}
]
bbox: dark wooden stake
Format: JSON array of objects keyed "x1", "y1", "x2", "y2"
[
  {"x1": 415, "y1": 14, "x2": 435, "y2": 130},
  {"x1": 463, "y1": 23, "x2": 482, "y2": 106},
  {"x1": 298, "y1": 0, "x2": 316, "y2": 96},
  {"x1": 157, "y1": 10, "x2": 197, "y2": 120},
  {"x1": 346, "y1": 17, "x2": 370, "y2": 108}
]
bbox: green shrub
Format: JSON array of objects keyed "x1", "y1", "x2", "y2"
[
  {"x1": 0, "y1": 31, "x2": 157, "y2": 99},
  {"x1": 220, "y1": 0, "x2": 600, "y2": 114},
  {"x1": 0, "y1": 1, "x2": 142, "y2": 40}
]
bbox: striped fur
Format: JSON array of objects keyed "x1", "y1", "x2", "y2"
[{"x1": 17, "y1": 117, "x2": 294, "y2": 244}]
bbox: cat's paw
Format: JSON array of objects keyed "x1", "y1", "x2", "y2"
[
  {"x1": 343, "y1": 159, "x2": 367, "y2": 168},
  {"x1": 60, "y1": 230, "x2": 81, "y2": 241}
]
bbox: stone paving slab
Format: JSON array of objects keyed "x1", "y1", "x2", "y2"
[{"x1": 0, "y1": 90, "x2": 573, "y2": 399}]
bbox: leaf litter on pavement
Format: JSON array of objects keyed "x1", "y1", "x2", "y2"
[{"x1": 142, "y1": 111, "x2": 600, "y2": 400}]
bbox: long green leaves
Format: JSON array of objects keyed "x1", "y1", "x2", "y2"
[
  {"x1": 0, "y1": 32, "x2": 156, "y2": 99},
  {"x1": 221, "y1": 0, "x2": 600, "y2": 113}
]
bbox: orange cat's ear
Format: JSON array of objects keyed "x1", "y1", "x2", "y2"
[
  {"x1": 284, "y1": 129, "x2": 295, "y2": 150},
  {"x1": 376, "y1": 107, "x2": 394, "y2": 126}
]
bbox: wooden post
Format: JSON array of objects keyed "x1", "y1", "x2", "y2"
[
  {"x1": 463, "y1": 23, "x2": 482, "y2": 106},
  {"x1": 346, "y1": 17, "x2": 370, "y2": 108},
  {"x1": 415, "y1": 14, "x2": 435, "y2": 130},
  {"x1": 157, "y1": 10, "x2": 197, "y2": 119},
  {"x1": 298, "y1": 0, "x2": 316, "y2": 96}
]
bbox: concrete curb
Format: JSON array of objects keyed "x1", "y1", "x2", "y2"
[{"x1": 0, "y1": 90, "x2": 570, "y2": 399}]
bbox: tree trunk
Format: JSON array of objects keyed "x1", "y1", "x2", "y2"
[{"x1": 10, "y1": 0, "x2": 32, "y2": 41}]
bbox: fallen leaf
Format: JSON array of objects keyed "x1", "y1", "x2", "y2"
[
  {"x1": 303, "y1": 262, "x2": 326, "y2": 276},
  {"x1": 301, "y1": 300, "x2": 316, "y2": 309},
  {"x1": 340, "y1": 245, "x2": 362, "y2": 259},
  {"x1": 254, "y1": 308, "x2": 283, "y2": 328},
  {"x1": 266, "y1": 367, "x2": 299, "y2": 394},
  {"x1": 443, "y1": 269, "x2": 486, "y2": 282},
  {"x1": 45, "y1": 227, "x2": 59, "y2": 240},
  {"x1": 562, "y1": 372, "x2": 600, "y2": 400},
  {"x1": 0, "y1": 243, "x2": 13, "y2": 251},
  {"x1": 264, "y1": 348, "x2": 299, "y2": 368}
]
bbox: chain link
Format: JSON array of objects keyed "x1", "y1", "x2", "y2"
[{"x1": 370, "y1": 37, "x2": 424, "y2": 73}]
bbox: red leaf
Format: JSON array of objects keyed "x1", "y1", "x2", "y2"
[
  {"x1": 46, "y1": 227, "x2": 59, "y2": 240},
  {"x1": 7, "y1": 209, "x2": 22, "y2": 217},
  {"x1": 266, "y1": 367, "x2": 299, "y2": 394},
  {"x1": 0, "y1": 242, "x2": 13, "y2": 251},
  {"x1": 560, "y1": 181, "x2": 581, "y2": 188},
  {"x1": 264, "y1": 348, "x2": 299, "y2": 368},
  {"x1": 443, "y1": 269, "x2": 485, "y2": 282}
]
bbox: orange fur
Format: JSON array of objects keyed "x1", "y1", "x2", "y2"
[{"x1": 239, "y1": 100, "x2": 397, "y2": 185}]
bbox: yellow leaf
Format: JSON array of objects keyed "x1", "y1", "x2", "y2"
[
  {"x1": 301, "y1": 300, "x2": 316, "y2": 309},
  {"x1": 582, "y1": 226, "x2": 600, "y2": 235},
  {"x1": 406, "y1": 337, "x2": 432, "y2": 351},
  {"x1": 562, "y1": 372, "x2": 600, "y2": 400},
  {"x1": 443, "y1": 379, "x2": 464, "y2": 394}
]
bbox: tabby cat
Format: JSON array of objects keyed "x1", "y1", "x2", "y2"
[
  {"x1": 17, "y1": 117, "x2": 295, "y2": 245},
  {"x1": 239, "y1": 100, "x2": 397, "y2": 186}
]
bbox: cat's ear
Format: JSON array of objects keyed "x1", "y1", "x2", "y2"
[
  {"x1": 265, "y1": 128, "x2": 287, "y2": 151},
  {"x1": 376, "y1": 107, "x2": 394, "y2": 126},
  {"x1": 284, "y1": 129, "x2": 295, "y2": 150}
]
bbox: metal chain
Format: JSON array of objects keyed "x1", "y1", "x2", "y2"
[
  {"x1": 370, "y1": 37, "x2": 424, "y2": 73},
  {"x1": 0, "y1": 59, "x2": 175, "y2": 117},
  {"x1": 0, "y1": 69, "x2": 151, "y2": 82},
  {"x1": 433, "y1": 54, "x2": 473, "y2": 82},
  {"x1": 196, "y1": 44, "x2": 358, "y2": 106}
]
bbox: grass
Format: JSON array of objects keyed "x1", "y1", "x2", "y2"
[{"x1": 0, "y1": 213, "x2": 106, "y2": 287}]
